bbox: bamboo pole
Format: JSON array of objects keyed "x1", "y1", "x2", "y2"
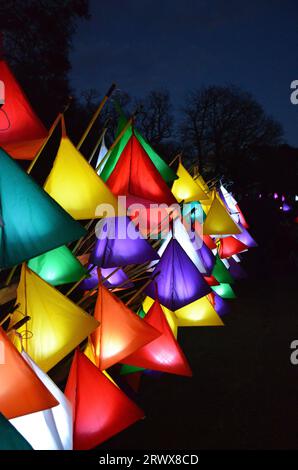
[
  {"x1": 76, "y1": 266, "x2": 122, "y2": 306},
  {"x1": 169, "y1": 152, "x2": 182, "y2": 167},
  {"x1": 71, "y1": 219, "x2": 94, "y2": 254},
  {"x1": 125, "y1": 271, "x2": 160, "y2": 307},
  {"x1": 77, "y1": 84, "x2": 116, "y2": 151},
  {"x1": 65, "y1": 264, "x2": 95, "y2": 297},
  {"x1": 88, "y1": 126, "x2": 108, "y2": 164},
  {"x1": 94, "y1": 114, "x2": 135, "y2": 173}
]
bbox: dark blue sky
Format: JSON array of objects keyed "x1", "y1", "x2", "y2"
[{"x1": 71, "y1": 0, "x2": 298, "y2": 146}]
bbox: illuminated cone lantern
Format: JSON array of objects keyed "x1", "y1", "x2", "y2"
[
  {"x1": 0, "y1": 59, "x2": 47, "y2": 160},
  {"x1": 149, "y1": 217, "x2": 206, "y2": 273},
  {"x1": 106, "y1": 134, "x2": 176, "y2": 206},
  {"x1": 65, "y1": 350, "x2": 144, "y2": 450},
  {"x1": 171, "y1": 163, "x2": 209, "y2": 202},
  {"x1": 44, "y1": 117, "x2": 118, "y2": 220},
  {"x1": 91, "y1": 216, "x2": 159, "y2": 268},
  {"x1": 101, "y1": 111, "x2": 176, "y2": 184},
  {"x1": 0, "y1": 413, "x2": 32, "y2": 450},
  {"x1": 0, "y1": 327, "x2": 58, "y2": 419},
  {"x1": 91, "y1": 284, "x2": 160, "y2": 370},
  {"x1": 10, "y1": 265, "x2": 99, "y2": 372},
  {"x1": 146, "y1": 239, "x2": 211, "y2": 310},
  {"x1": 106, "y1": 134, "x2": 177, "y2": 236},
  {"x1": 28, "y1": 245, "x2": 87, "y2": 286},
  {"x1": 10, "y1": 351, "x2": 73, "y2": 450},
  {"x1": 0, "y1": 148, "x2": 86, "y2": 269},
  {"x1": 123, "y1": 299, "x2": 192, "y2": 376},
  {"x1": 218, "y1": 236, "x2": 248, "y2": 259},
  {"x1": 203, "y1": 191, "x2": 241, "y2": 236}
]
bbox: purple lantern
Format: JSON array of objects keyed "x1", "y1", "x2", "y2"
[
  {"x1": 146, "y1": 238, "x2": 211, "y2": 310},
  {"x1": 91, "y1": 216, "x2": 159, "y2": 268}
]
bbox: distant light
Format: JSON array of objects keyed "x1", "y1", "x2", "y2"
[
  {"x1": 281, "y1": 195, "x2": 285, "y2": 202},
  {"x1": 258, "y1": 193, "x2": 262, "y2": 199},
  {"x1": 295, "y1": 195, "x2": 298, "y2": 202},
  {"x1": 274, "y1": 192, "x2": 278, "y2": 200},
  {"x1": 282, "y1": 202, "x2": 291, "y2": 212}
]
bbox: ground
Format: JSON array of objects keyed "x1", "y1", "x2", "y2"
[{"x1": 100, "y1": 200, "x2": 298, "y2": 450}]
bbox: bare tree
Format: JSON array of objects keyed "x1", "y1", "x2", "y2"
[
  {"x1": 180, "y1": 85, "x2": 283, "y2": 175},
  {"x1": 135, "y1": 90, "x2": 173, "y2": 145}
]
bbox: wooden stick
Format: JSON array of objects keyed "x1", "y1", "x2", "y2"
[
  {"x1": 125, "y1": 272, "x2": 159, "y2": 307},
  {"x1": 77, "y1": 83, "x2": 116, "y2": 151},
  {"x1": 71, "y1": 219, "x2": 94, "y2": 254},
  {"x1": 169, "y1": 152, "x2": 182, "y2": 167},
  {"x1": 88, "y1": 126, "x2": 108, "y2": 164},
  {"x1": 76, "y1": 266, "x2": 122, "y2": 306},
  {"x1": 65, "y1": 264, "x2": 95, "y2": 297},
  {"x1": 95, "y1": 114, "x2": 135, "y2": 173}
]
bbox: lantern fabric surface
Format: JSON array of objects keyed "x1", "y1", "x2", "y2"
[
  {"x1": 212, "y1": 283, "x2": 236, "y2": 299},
  {"x1": 44, "y1": 135, "x2": 118, "y2": 220},
  {"x1": 211, "y1": 292, "x2": 231, "y2": 316},
  {"x1": 0, "y1": 59, "x2": 47, "y2": 159},
  {"x1": 203, "y1": 191, "x2": 241, "y2": 236},
  {"x1": 218, "y1": 236, "x2": 248, "y2": 259},
  {"x1": 65, "y1": 350, "x2": 144, "y2": 450},
  {"x1": 146, "y1": 239, "x2": 211, "y2": 310},
  {"x1": 123, "y1": 300, "x2": 192, "y2": 376},
  {"x1": 235, "y1": 224, "x2": 257, "y2": 248},
  {"x1": 0, "y1": 413, "x2": 33, "y2": 450},
  {"x1": 212, "y1": 255, "x2": 234, "y2": 284},
  {"x1": 11, "y1": 265, "x2": 99, "y2": 372},
  {"x1": 28, "y1": 245, "x2": 87, "y2": 286},
  {"x1": 0, "y1": 327, "x2": 58, "y2": 419},
  {"x1": 175, "y1": 295, "x2": 224, "y2": 327},
  {"x1": 91, "y1": 216, "x2": 159, "y2": 268},
  {"x1": 196, "y1": 241, "x2": 215, "y2": 275},
  {"x1": 172, "y1": 163, "x2": 209, "y2": 202},
  {"x1": 142, "y1": 296, "x2": 178, "y2": 338},
  {"x1": 0, "y1": 148, "x2": 86, "y2": 269},
  {"x1": 91, "y1": 284, "x2": 160, "y2": 370},
  {"x1": 10, "y1": 351, "x2": 73, "y2": 450},
  {"x1": 106, "y1": 135, "x2": 176, "y2": 206}
]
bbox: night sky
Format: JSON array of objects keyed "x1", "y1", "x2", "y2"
[{"x1": 71, "y1": 0, "x2": 298, "y2": 146}]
